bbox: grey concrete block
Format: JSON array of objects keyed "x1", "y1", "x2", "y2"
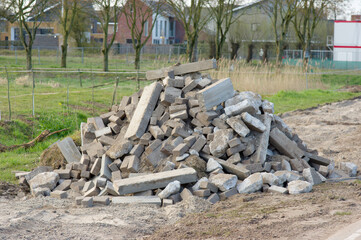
[
  {"x1": 197, "y1": 78, "x2": 234, "y2": 111},
  {"x1": 113, "y1": 168, "x2": 198, "y2": 195},
  {"x1": 57, "y1": 137, "x2": 81, "y2": 163},
  {"x1": 112, "y1": 196, "x2": 162, "y2": 206},
  {"x1": 124, "y1": 82, "x2": 163, "y2": 140}
]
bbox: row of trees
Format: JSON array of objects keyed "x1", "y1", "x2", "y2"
[{"x1": 0, "y1": 0, "x2": 350, "y2": 71}]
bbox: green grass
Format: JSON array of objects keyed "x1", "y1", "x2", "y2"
[
  {"x1": 321, "y1": 74, "x2": 361, "y2": 89},
  {"x1": 265, "y1": 89, "x2": 360, "y2": 113},
  {"x1": 0, "y1": 62, "x2": 361, "y2": 184},
  {"x1": 334, "y1": 211, "x2": 352, "y2": 216}
]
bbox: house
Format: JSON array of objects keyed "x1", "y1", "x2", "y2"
[
  {"x1": 0, "y1": 1, "x2": 114, "y2": 49},
  {"x1": 230, "y1": 0, "x2": 331, "y2": 60},
  {"x1": 114, "y1": 0, "x2": 184, "y2": 45}
]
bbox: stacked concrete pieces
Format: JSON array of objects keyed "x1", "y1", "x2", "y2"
[{"x1": 19, "y1": 59, "x2": 357, "y2": 208}]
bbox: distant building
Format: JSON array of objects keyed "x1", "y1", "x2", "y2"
[
  {"x1": 114, "y1": 0, "x2": 185, "y2": 45},
  {"x1": 333, "y1": 20, "x2": 361, "y2": 62}
]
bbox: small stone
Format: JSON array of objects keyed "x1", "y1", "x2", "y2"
[
  {"x1": 82, "y1": 197, "x2": 93, "y2": 207},
  {"x1": 287, "y1": 180, "x2": 312, "y2": 194},
  {"x1": 207, "y1": 193, "x2": 220, "y2": 204},
  {"x1": 340, "y1": 162, "x2": 357, "y2": 177},
  {"x1": 237, "y1": 173, "x2": 263, "y2": 194},
  {"x1": 158, "y1": 181, "x2": 181, "y2": 199},
  {"x1": 268, "y1": 185, "x2": 288, "y2": 194},
  {"x1": 209, "y1": 174, "x2": 237, "y2": 192},
  {"x1": 261, "y1": 172, "x2": 280, "y2": 186},
  {"x1": 206, "y1": 158, "x2": 223, "y2": 172}
]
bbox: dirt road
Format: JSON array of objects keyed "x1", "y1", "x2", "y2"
[{"x1": 1, "y1": 97, "x2": 361, "y2": 239}]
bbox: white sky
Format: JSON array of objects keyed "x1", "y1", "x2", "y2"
[{"x1": 346, "y1": 0, "x2": 361, "y2": 19}]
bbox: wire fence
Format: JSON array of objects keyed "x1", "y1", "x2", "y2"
[{"x1": 1, "y1": 63, "x2": 360, "y2": 125}]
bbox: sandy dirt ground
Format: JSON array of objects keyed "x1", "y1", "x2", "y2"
[{"x1": 1, "y1": 97, "x2": 361, "y2": 240}]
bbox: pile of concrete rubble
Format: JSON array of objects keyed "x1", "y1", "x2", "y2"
[{"x1": 15, "y1": 60, "x2": 357, "y2": 207}]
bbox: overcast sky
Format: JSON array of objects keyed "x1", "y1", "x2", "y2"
[{"x1": 347, "y1": 0, "x2": 361, "y2": 19}]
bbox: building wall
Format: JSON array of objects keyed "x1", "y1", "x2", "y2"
[
  {"x1": 334, "y1": 21, "x2": 361, "y2": 62},
  {"x1": 114, "y1": 0, "x2": 153, "y2": 45}
]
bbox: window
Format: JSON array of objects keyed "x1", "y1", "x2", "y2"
[
  {"x1": 164, "y1": 21, "x2": 167, "y2": 37},
  {"x1": 155, "y1": 21, "x2": 158, "y2": 37},
  {"x1": 0, "y1": 21, "x2": 6, "y2": 33},
  {"x1": 37, "y1": 28, "x2": 54, "y2": 35},
  {"x1": 153, "y1": 39, "x2": 160, "y2": 44},
  {"x1": 160, "y1": 20, "x2": 163, "y2": 37},
  {"x1": 169, "y1": 20, "x2": 175, "y2": 37},
  {"x1": 144, "y1": 20, "x2": 148, "y2": 37},
  {"x1": 251, "y1": 23, "x2": 259, "y2": 32}
]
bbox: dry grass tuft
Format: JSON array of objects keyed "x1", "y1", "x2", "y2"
[
  {"x1": 210, "y1": 59, "x2": 327, "y2": 95},
  {"x1": 15, "y1": 74, "x2": 32, "y2": 87},
  {"x1": 0, "y1": 77, "x2": 7, "y2": 85}
]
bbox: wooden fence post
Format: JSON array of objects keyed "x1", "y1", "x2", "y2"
[{"x1": 5, "y1": 66, "x2": 11, "y2": 120}]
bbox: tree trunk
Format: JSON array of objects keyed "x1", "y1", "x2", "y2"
[
  {"x1": 208, "y1": 39, "x2": 216, "y2": 59},
  {"x1": 192, "y1": 39, "x2": 198, "y2": 62},
  {"x1": 103, "y1": 48, "x2": 109, "y2": 72},
  {"x1": 231, "y1": 42, "x2": 240, "y2": 59},
  {"x1": 134, "y1": 47, "x2": 141, "y2": 70},
  {"x1": 61, "y1": 40, "x2": 68, "y2": 68},
  {"x1": 215, "y1": 27, "x2": 221, "y2": 60},
  {"x1": 246, "y1": 44, "x2": 254, "y2": 63},
  {"x1": 275, "y1": 40, "x2": 284, "y2": 67},
  {"x1": 26, "y1": 47, "x2": 32, "y2": 70},
  {"x1": 262, "y1": 44, "x2": 269, "y2": 63}
]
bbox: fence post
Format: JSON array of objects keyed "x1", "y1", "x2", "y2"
[
  {"x1": 5, "y1": 66, "x2": 11, "y2": 121},
  {"x1": 91, "y1": 69, "x2": 95, "y2": 115},
  {"x1": 178, "y1": 46, "x2": 180, "y2": 60},
  {"x1": 155, "y1": 46, "x2": 158, "y2": 61},
  {"x1": 168, "y1": 47, "x2": 172, "y2": 63},
  {"x1": 56, "y1": 47, "x2": 59, "y2": 64},
  {"x1": 32, "y1": 69, "x2": 35, "y2": 116},
  {"x1": 67, "y1": 79, "x2": 70, "y2": 113},
  {"x1": 78, "y1": 69, "x2": 82, "y2": 87},
  {"x1": 126, "y1": 46, "x2": 129, "y2": 64},
  {"x1": 82, "y1": 47, "x2": 84, "y2": 64},
  {"x1": 111, "y1": 77, "x2": 119, "y2": 107},
  {"x1": 15, "y1": 47, "x2": 17, "y2": 65},
  {"x1": 38, "y1": 47, "x2": 40, "y2": 65}
]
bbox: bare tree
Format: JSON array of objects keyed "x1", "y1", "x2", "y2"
[
  {"x1": 327, "y1": 0, "x2": 349, "y2": 20},
  {"x1": 70, "y1": 9, "x2": 90, "y2": 47},
  {"x1": 92, "y1": 0, "x2": 121, "y2": 72},
  {"x1": 262, "y1": 0, "x2": 297, "y2": 66},
  {"x1": 122, "y1": 0, "x2": 160, "y2": 70},
  {"x1": 166, "y1": 0, "x2": 210, "y2": 62},
  {"x1": 292, "y1": 0, "x2": 329, "y2": 68},
  {"x1": 59, "y1": 0, "x2": 79, "y2": 68},
  {"x1": 207, "y1": 0, "x2": 242, "y2": 60},
  {"x1": 4, "y1": 0, "x2": 51, "y2": 70}
]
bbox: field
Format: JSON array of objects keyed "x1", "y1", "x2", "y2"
[{"x1": 0, "y1": 58, "x2": 361, "y2": 183}]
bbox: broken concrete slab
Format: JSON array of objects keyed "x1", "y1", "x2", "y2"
[
  {"x1": 106, "y1": 140, "x2": 133, "y2": 159},
  {"x1": 237, "y1": 173, "x2": 263, "y2": 194},
  {"x1": 269, "y1": 128, "x2": 304, "y2": 159},
  {"x1": 226, "y1": 117, "x2": 250, "y2": 138},
  {"x1": 287, "y1": 180, "x2": 312, "y2": 194},
  {"x1": 124, "y1": 82, "x2": 163, "y2": 140},
  {"x1": 113, "y1": 168, "x2": 197, "y2": 195},
  {"x1": 57, "y1": 137, "x2": 81, "y2": 163},
  {"x1": 209, "y1": 129, "x2": 233, "y2": 158},
  {"x1": 172, "y1": 59, "x2": 217, "y2": 76},
  {"x1": 209, "y1": 173, "x2": 238, "y2": 192},
  {"x1": 197, "y1": 78, "x2": 234, "y2": 111},
  {"x1": 158, "y1": 180, "x2": 181, "y2": 199},
  {"x1": 268, "y1": 185, "x2": 288, "y2": 194},
  {"x1": 241, "y1": 112, "x2": 266, "y2": 133},
  {"x1": 302, "y1": 168, "x2": 322, "y2": 185},
  {"x1": 112, "y1": 196, "x2": 161, "y2": 206},
  {"x1": 146, "y1": 68, "x2": 174, "y2": 81}
]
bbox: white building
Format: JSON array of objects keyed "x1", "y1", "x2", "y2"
[{"x1": 334, "y1": 21, "x2": 361, "y2": 62}]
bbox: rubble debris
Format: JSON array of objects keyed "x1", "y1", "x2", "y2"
[{"x1": 18, "y1": 60, "x2": 354, "y2": 210}]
